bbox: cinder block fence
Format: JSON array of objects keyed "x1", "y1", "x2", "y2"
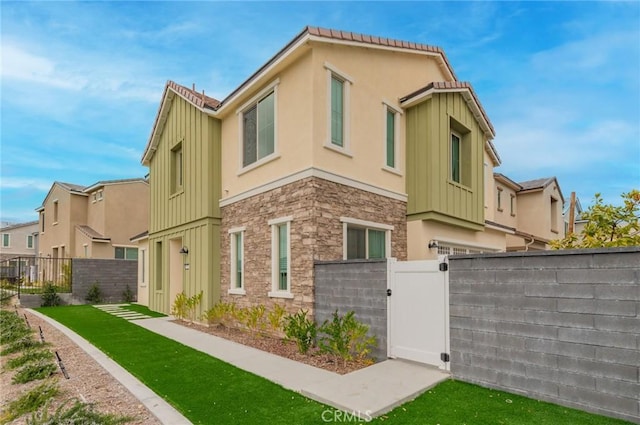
[{"x1": 449, "y1": 247, "x2": 640, "y2": 423}]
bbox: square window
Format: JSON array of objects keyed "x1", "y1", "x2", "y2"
[{"x1": 343, "y1": 219, "x2": 391, "y2": 260}]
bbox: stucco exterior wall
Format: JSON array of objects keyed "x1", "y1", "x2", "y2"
[
  {"x1": 0, "y1": 222, "x2": 38, "y2": 260},
  {"x1": 220, "y1": 177, "x2": 406, "y2": 314},
  {"x1": 517, "y1": 184, "x2": 564, "y2": 241}
]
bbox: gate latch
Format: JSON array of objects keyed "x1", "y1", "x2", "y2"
[
  {"x1": 386, "y1": 289, "x2": 392, "y2": 297},
  {"x1": 439, "y1": 262, "x2": 448, "y2": 272}
]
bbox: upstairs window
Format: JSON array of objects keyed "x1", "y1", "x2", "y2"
[
  {"x1": 331, "y1": 76, "x2": 345, "y2": 147},
  {"x1": 451, "y1": 132, "x2": 461, "y2": 183},
  {"x1": 242, "y1": 91, "x2": 275, "y2": 167},
  {"x1": 53, "y1": 200, "x2": 59, "y2": 223},
  {"x1": 171, "y1": 143, "x2": 183, "y2": 194},
  {"x1": 324, "y1": 63, "x2": 353, "y2": 155},
  {"x1": 497, "y1": 187, "x2": 503, "y2": 211},
  {"x1": 27, "y1": 235, "x2": 34, "y2": 249},
  {"x1": 1, "y1": 234, "x2": 9, "y2": 248},
  {"x1": 384, "y1": 105, "x2": 400, "y2": 170},
  {"x1": 115, "y1": 246, "x2": 138, "y2": 260}
]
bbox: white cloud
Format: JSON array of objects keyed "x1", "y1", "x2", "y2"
[{"x1": 0, "y1": 177, "x2": 52, "y2": 192}]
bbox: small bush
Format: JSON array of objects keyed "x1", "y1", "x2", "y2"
[
  {"x1": 244, "y1": 305, "x2": 267, "y2": 336},
  {"x1": 41, "y1": 283, "x2": 61, "y2": 307},
  {"x1": 121, "y1": 285, "x2": 135, "y2": 303},
  {"x1": 203, "y1": 302, "x2": 237, "y2": 327},
  {"x1": 85, "y1": 283, "x2": 103, "y2": 304},
  {"x1": 12, "y1": 359, "x2": 57, "y2": 384},
  {"x1": 318, "y1": 310, "x2": 377, "y2": 364},
  {"x1": 283, "y1": 310, "x2": 317, "y2": 354},
  {"x1": 0, "y1": 318, "x2": 31, "y2": 345},
  {"x1": 5, "y1": 348, "x2": 54, "y2": 370},
  {"x1": 0, "y1": 381, "x2": 58, "y2": 423},
  {"x1": 28, "y1": 399, "x2": 133, "y2": 425},
  {"x1": 267, "y1": 304, "x2": 287, "y2": 334},
  {"x1": 1, "y1": 335, "x2": 44, "y2": 355},
  {"x1": 171, "y1": 291, "x2": 202, "y2": 321}
]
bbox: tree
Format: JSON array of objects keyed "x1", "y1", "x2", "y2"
[{"x1": 551, "y1": 189, "x2": 640, "y2": 249}]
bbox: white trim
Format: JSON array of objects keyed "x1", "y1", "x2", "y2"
[
  {"x1": 228, "y1": 226, "x2": 246, "y2": 234},
  {"x1": 220, "y1": 167, "x2": 407, "y2": 207},
  {"x1": 229, "y1": 229, "x2": 245, "y2": 292},
  {"x1": 237, "y1": 81, "x2": 279, "y2": 173},
  {"x1": 228, "y1": 288, "x2": 247, "y2": 296},
  {"x1": 270, "y1": 218, "x2": 292, "y2": 297},
  {"x1": 323, "y1": 62, "x2": 354, "y2": 84},
  {"x1": 383, "y1": 103, "x2": 401, "y2": 172},
  {"x1": 450, "y1": 130, "x2": 462, "y2": 184},
  {"x1": 325, "y1": 65, "x2": 351, "y2": 153},
  {"x1": 382, "y1": 166, "x2": 403, "y2": 177},
  {"x1": 432, "y1": 235, "x2": 503, "y2": 251},
  {"x1": 340, "y1": 217, "x2": 394, "y2": 231},
  {"x1": 484, "y1": 222, "x2": 515, "y2": 235},
  {"x1": 235, "y1": 78, "x2": 281, "y2": 115},
  {"x1": 268, "y1": 216, "x2": 294, "y2": 226}
]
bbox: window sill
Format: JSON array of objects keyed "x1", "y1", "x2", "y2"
[
  {"x1": 381, "y1": 166, "x2": 402, "y2": 176},
  {"x1": 497, "y1": 208, "x2": 504, "y2": 212},
  {"x1": 237, "y1": 153, "x2": 280, "y2": 176},
  {"x1": 323, "y1": 143, "x2": 353, "y2": 158},
  {"x1": 510, "y1": 213, "x2": 516, "y2": 217},
  {"x1": 228, "y1": 288, "x2": 246, "y2": 296},
  {"x1": 268, "y1": 291, "x2": 294, "y2": 299},
  {"x1": 551, "y1": 229, "x2": 559, "y2": 234},
  {"x1": 52, "y1": 222, "x2": 58, "y2": 226},
  {"x1": 170, "y1": 189, "x2": 184, "y2": 199}
]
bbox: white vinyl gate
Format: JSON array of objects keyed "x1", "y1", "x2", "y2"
[{"x1": 387, "y1": 257, "x2": 450, "y2": 370}]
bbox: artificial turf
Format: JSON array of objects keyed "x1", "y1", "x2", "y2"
[
  {"x1": 36, "y1": 305, "x2": 632, "y2": 425},
  {"x1": 119, "y1": 303, "x2": 167, "y2": 318}
]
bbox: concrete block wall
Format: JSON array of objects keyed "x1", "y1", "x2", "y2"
[
  {"x1": 449, "y1": 247, "x2": 640, "y2": 423},
  {"x1": 314, "y1": 260, "x2": 387, "y2": 361},
  {"x1": 72, "y1": 259, "x2": 138, "y2": 304}
]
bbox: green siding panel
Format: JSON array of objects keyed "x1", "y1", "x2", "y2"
[{"x1": 406, "y1": 92, "x2": 485, "y2": 228}]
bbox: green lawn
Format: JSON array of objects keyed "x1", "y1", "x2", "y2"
[
  {"x1": 36, "y1": 306, "x2": 631, "y2": 425},
  {"x1": 119, "y1": 303, "x2": 166, "y2": 318}
]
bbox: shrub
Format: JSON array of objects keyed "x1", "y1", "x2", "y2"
[
  {"x1": 6, "y1": 348, "x2": 54, "y2": 370},
  {"x1": 28, "y1": 399, "x2": 132, "y2": 425},
  {"x1": 0, "y1": 317, "x2": 31, "y2": 345},
  {"x1": 203, "y1": 302, "x2": 234, "y2": 327},
  {"x1": 0, "y1": 381, "x2": 58, "y2": 423},
  {"x1": 85, "y1": 283, "x2": 103, "y2": 304},
  {"x1": 244, "y1": 305, "x2": 267, "y2": 336},
  {"x1": 267, "y1": 304, "x2": 287, "y2": 334},
  {"x1": 318, "y1": 310, "x2": 377, "y2": 364},
  {"x1": 171, "y1": 291, "x2": 202, "y2": 321},
  {"x1": 41, "y1": 283, "x2": 61, "y2": 307},
  {"x1": 12, "y1": 359, "x2": 58, "y2": 384},
  {"x1": 1, "y1": 335, "x2": 44, "y2": 355},
  {"x1": 283, "y1": 310, "x2": 317, "y2": 354},
  {"x1": 121, "y1": 285, "x2": 135, "y2": 303}
]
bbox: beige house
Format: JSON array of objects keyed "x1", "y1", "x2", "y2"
[
  {"x1": 0, "y1": 221, "x2": 39, "y2": 261},
  {"x1": 36, "y1": 179, "x2": 149, "y2": 259},
  {"x1": 141, "y1": 26, "x2": 566, "y2": 316}
]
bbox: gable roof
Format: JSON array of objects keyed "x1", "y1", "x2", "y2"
[
  {"x1": 83, "y1": 177, "x2": 148, "y2": 193},
  {"x1": 142, "y1": 26, "x2": 459, "y2": 164},
  {"x1": 494, "y1": 173, "x2": 522, "y2": 190},
  {"x1": 518, "y1": 176, "x2": 565, "y2": 203},
  {"x1": 0, "y1": 221, "x2": 39, "y2": 232},
  {"x1": 36, "y1": 178, "x2": 148, "y2": 211}
]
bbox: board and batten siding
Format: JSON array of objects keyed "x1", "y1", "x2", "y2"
[
  {"x1": 148, "y1": 94, "x2": 222, "y2": 315},
  {"x1": 406, "y1": 92, "x2": 485, "y2": 230}
]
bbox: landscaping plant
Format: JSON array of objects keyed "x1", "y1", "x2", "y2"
[
  {"x1": 267, "y1": 304, "x2": 287, "y2": 335},
  {"x1": 244, "y1": 305, "x2": 267, "y2": 336},
  {"x1": 12, "y1": 359, "x2": 58, "y2": 384},
  {"x1": 318, "y1": 310, "x2": 376, "y2": 364},
  {"x1": 283, "y1": 310, "x2": 317, "y2": 354},
  {"x1": 27, "y1": 400, "x2": 133, "y2": 425},
  {"x1": 40, "y1": 283, "x2": 61, "y2": 307},
  {"x1": 85, "y1": 283, "x2": 103, "y2": 304},
  {"x1": 1, "y1": 335, "x2": 45, "y2": 356},
  {"x1": 5, "y1": 348, "x2": 54, "y2": 370},
  {"x1": 171, "y1": 291, "x2": 202, "y2": 321},
  {"x1": 121, "y1": 285, "x2": 135, "y2": 303},
  {"x1": 0, "y1": 381, "x2": 59, "y2": 424}
]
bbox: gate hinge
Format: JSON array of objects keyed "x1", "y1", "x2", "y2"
[
  {"x1": 439, "y1": 262, "x2": 448, "y2": 272},
  {"x1": 386, "y1": 289, "x2": 392, "y2": 297},
  {"x1": 441, "y1": 352, "x2": 450, "y2": 362}
]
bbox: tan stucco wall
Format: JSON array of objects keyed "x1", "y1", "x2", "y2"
[
  {"x1": 38, "y1": 185, "x2": 88, "y2": 258},
  {"x1": 493, "y1": 181, "x2": 518, "y2": 229},
  {"x1": 103, "y1": 182, "x2": 149, "y2": 247},
  {"x1": 407, "y1": 220, "x2": 507, "y2": 260},
  {"x1": 0, "y1": 223, "x2": 38, "y2": 259},
  {"x1": 516, "y1": 184, "x2": 565, "y2": 241},
  {"x1": 219, "y1": 41, "x2": 450, "y2": 202}
]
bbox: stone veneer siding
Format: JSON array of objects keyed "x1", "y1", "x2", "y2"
[{"x1": 220, "y1": 176, "x2": 406, "y2": 314}]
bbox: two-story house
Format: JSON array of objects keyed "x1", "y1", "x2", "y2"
[
  {"x1": 141, "y1": 26, "x2": 504, "y2": 316},
  {"x1": 36, "y1": 179, "x2": 149, "y2": 259},
  {"x1": 0, "y1": 221, "x2": 39, "y2": 261}
]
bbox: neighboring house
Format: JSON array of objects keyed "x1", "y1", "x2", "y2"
[
  {"x1": 36, "y1": 179, "x2": 149, "y2": 259},
  {"x1": 0, "y1": 221, "x2": 39, "y2": 261},
  {"x1": 491, "y1": 174, "x2": 566, "y2": 250},
  {"x1": 141, "y1": 26, "x2": 509, "y2": 315}
]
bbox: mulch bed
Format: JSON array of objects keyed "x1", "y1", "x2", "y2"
[{"x1": 175, "y1": 320, "x2": 373, "y2": 375}]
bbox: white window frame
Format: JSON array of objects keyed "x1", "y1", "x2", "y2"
[
  {"x1": 115, "y1": 246, "x2": 138, "y2": 260},
  {"x1": 1, "y1": 233, "x2": 9, "y2": 248},
  {"x1": 26, "y1": 235, "x2": 34, "y2": 249},
  {"x1": 228, "y1": 226, "x2": 246, "y2": 295},
  {"x1": 237, "y1": 79, "x2": 280, "y2": 174},
  {"x1": 382, "y1": 101, "x2": 402, "y2": 175},
  {"x1": 450, "y1": 131, "x2": 462, "y2": 184},
  {"x1": 340, "y1": 217, "x2": 393, "y2": 260},
  {"x1": 83, "y1": 243, "x2": 88, "y2": 258},
  {"x1": 324, "y1": 62, "x2": 353, "y2": 157},
  {"x1": 268, "y1": 216, "x2": 293, "y2": 299}
]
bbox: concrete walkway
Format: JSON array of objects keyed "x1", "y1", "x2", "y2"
[
  {"x1": 134, "y1": 317, "x2": 450, "y2": 417},
  {"x1": 32, "y1": 308, "x2": 449, "y2": 422}
]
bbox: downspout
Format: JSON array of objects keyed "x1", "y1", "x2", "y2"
[{"x1": 524, "y1": 236, "x2": 535, "y2": 252}]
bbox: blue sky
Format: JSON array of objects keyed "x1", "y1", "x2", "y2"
[{"x1": 1, "y1": 1, "x2": 639, "y2": 223}]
